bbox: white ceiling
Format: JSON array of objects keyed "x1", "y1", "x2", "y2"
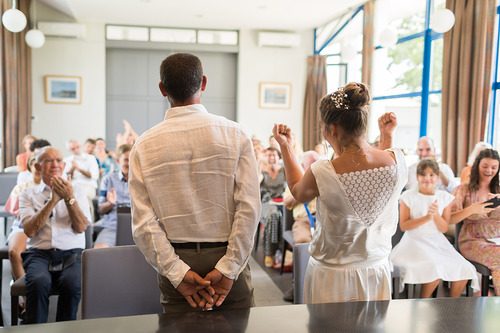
[{"x1": 39, "y1": 0, "x2": 366, "y2": 31}]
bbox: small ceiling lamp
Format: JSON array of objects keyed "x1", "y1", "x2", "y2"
[
  {"x1": 379, "y1": 28, "x2": 398, "y2": 48},
  {"x1": 341, "y1": 44, "x2": 357, "y2": 62},
  {"x1": 25, "y1": 0, "x2": 45, "y2": 48},
  {"x1": 431, "y1": 9, "x2": 455, "y2": 33},
  {"x1": 2, "y1": 0, "x2": 27, "y2": 33}
]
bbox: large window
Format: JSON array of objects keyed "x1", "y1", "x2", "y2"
[
  {"x1": 371, "y1": 0, "x2": 445, "y2": 155},
  {"x1": 316, "y1": 0, "x2": 447, "y2": 156}
]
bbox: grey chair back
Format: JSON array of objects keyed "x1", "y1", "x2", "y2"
[
  {"x1": 81, "y1": 245, "x2": 163, "y2": 319},
  {"x1": 116, "y1": 206, "x2": 134, "y2": 246},
  {"x1": 0, "y1": 172, "x2": 18, "y2": 204},
  {"x1": 293, "y1": 242, "x2": 310, "y2": 304}
]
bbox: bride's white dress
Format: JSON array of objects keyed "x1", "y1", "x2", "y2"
[{"x1": 303, "y1": 149, "x2": 407, "y2": 303}]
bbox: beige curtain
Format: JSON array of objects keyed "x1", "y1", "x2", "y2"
[
  {"x1": 361, "y1": 0, "x2": 375, "y2": 87},
  {"x1": 302, "y1": 55, "x2": 327, "y2": 151},
  {"x1": 442, "y1": 0, "x2": 495, "y2": 173},
  {"x1": 1, "y1": 0, "x2": 32, "y2": 169}
]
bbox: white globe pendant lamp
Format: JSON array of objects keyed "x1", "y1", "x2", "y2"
[
  {"x1": 25, "y1": 29, "x2": 45, "y2": 48},
  {"x1": 2, "y1": 0, "x2": 27, "y2": 33},
  {"x1": 379, "y1": 28, "x2": 398, "y2": 48},
  {"x1": 431, "y1": 9, "x2": 455, "y2": 33},
  {"x1": 25, "y1": 0, "x2": 45, "y2": 48}
]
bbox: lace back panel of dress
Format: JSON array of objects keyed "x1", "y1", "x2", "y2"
[{"x1": 337, "y1": 166, "x2": 398, "y2": 226}]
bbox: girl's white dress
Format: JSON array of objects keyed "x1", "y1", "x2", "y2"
[
  {"x1": 390, "y1": 189, "x2": 479, "y2": 292},
  {"x1": 304, "y1": 149, "x2": 407, "y2": 303}
]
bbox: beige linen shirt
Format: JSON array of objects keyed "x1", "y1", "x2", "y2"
[{"x1": 129, "y1": 104, "x2": 261, "y2": 288}]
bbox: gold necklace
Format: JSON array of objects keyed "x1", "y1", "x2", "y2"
[{"x1": 341, "y1": 146, "x2": 371, "y2": 167}]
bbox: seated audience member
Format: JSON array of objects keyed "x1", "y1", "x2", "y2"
[
  {"x1": 19, "y1": 147, "x2": 91, "y2": 324},
  {"x1": 260, "y1": 147, "x2": 287, "y2": 267},
  {"x1": 64, "y1": 139, "x2": 99, "y2": 220},
  {"x1": 17, "y1": 139, "x2": 51, "y2": 185},
  {"x1": 83, "y1": 138, "x2": 97, "y2": 155},
  {"x1": 460, "y1": 141, "x2": 492, "y2": 184},
  {"x1": 94, "y1": 144, "x2": 132, "y2": 248},
  {"x1": 284, "y1": 150, "x2": 320, "y2": 244},
  {"x1": 406, "y1": 137, "x2": 457, "y2": 193},
  {"x1": 4, "y1": 155, "x2": 42, "y2": 317},
  {"x1": 390, "y1": 159, "x2": 479, "y2": 298},
  {"x1": 95, "y1": 138, "x2": 116, "y2": 178},
  {"x1": 16, "y1": 135, "x2": 36, "y2": 172},
  {"x1": 450, "y1": 149, "x2": 500, "y2": 296}
]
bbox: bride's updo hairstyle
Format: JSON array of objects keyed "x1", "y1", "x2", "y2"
[{"x1": 319, "y1": 82, "x2": 370, "y2": 147}]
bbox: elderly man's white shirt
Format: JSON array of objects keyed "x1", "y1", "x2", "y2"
[
  {"x1": 63, "y1": 153, "x2": 99, "y2": 189},
  {"x1": 406, "y1": 162, "x2": 457, "y2": 192},
  {"x1": 129, "y1": 104, "x2": 261, "y2": 288},
  {"x1": 19, "y1": 182, "x2": 91, "y2": 250}
]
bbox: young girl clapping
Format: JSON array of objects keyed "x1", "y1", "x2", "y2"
[{"x1": 390, "y1": 159, "x2": 479, "y2": 297}]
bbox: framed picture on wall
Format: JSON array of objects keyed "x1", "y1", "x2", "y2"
[
  {"x1": 259, "y1": 82, "x2": 291, "y2": 109},
  {"x1": 44, "y1": 75, "x2": 82, "y2": 104}
]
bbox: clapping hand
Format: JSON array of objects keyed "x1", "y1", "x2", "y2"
[
  {"x1": 107, "y1": 188, "x2": 117, "y2": 206},
  {"x1": 427, "y1": 200, "x2": 439, "y2": 218},
  {"x1": 51, "y1": 175, "x2": 74, "y2": 202}
]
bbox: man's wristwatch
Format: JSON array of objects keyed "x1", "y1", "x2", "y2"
[{"x1": 65, "y1": 198, "x2": 76, "y2": 206}]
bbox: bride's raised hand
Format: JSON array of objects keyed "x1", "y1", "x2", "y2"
[{"x1": 272, "y1": 124, "x2": 293, "y2": 147}]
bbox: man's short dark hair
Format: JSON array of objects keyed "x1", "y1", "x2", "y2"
[
  {"x1": 30, "y1": 139, "x2": 51, "y2": 152},
  {"x1": 160, "y1": 53, "x2": 203, "y2": 103},
  {"x1": 85, "y1": 138, "x2": 96, "y2": 145}
]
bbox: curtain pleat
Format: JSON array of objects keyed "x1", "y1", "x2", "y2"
[
  {"x1": 362, "y1": 0, "x2": 375, "y2": 87},
  {"x1": 1, "y1": 0, "x2": 32, "y2": 169},
  {"x1": 442, "y1": 0, "x2": 495, "y2": 173},
  {"x1": 302, "y1": 55, "x2": 327, "y2": 151}
]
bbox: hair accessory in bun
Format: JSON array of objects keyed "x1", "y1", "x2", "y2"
[{"x1": 330, "y1": 88, "x2": 349, "y2": 110}]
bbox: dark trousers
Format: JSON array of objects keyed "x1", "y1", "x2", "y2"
[
  {"x1": 22, "y1": 248, "x2": 83, "y2": 324},
  {"x1": 158, "y1": 246, "x2": 255, "y2": 313}
]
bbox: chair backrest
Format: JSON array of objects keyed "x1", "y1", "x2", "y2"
[
  {"x1": 0, "y1": 172, "x2": 18, "y2": 204},
  {"x1": 293, "y1": 242, "x2": 310, "y2": 304},
  {"x1": 116, "y1": 206, "x2": 134, "y2": 246},
  {"x1": 283, "y1": 206, "x2": 294, "y2": 233},
  {"x1": 81, "y1": 245, "x2": 163, "y2": 319},
  {"x1": 455, "y1": 221, "x2": 463, "y2": 251}
]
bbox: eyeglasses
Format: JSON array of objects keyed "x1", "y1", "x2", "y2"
[{"x1": 41, "y1": 158, "x2": 64, "y2": 165}]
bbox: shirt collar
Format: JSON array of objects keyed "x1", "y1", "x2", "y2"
[
  {"x1": 35, "y1": 180, "x2": 51, "y2": 194},
  {"x1": 120, "y1": 172, "x2": 128, "y2": 182},
  {"x1": 164, "y1": 104, "x2": 208, "y2": 120}
]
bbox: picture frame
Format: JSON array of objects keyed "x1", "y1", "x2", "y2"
[
  {"x1": 259, "y1": 82, "x2": 291, "y2": 109},
  {"x1": 45, "y1": 75, "x2": 82, "y2": 104}
]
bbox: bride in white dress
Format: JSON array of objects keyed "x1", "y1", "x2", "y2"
[{"x1": 273, "y1": 82, "x2": 407, "y2": 303}]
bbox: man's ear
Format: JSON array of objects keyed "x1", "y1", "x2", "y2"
[
  {"x1": 201, "y1": 75, "x2": 207, "y2": 92},
  {"x1": 158, "y1": 82, "x2": 168, "y2": 97},
  {"x1": 35, "y1": 163, "x2": 41, "y2": 172}
]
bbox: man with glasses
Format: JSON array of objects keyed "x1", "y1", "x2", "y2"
[
  {"x1": 64, "y1": 139, "x2": 99, "y2": 221},
  {"x1": 19, "y1": 146, "x2": 91, "y2": 324}
]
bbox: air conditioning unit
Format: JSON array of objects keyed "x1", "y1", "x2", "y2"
[
  {"x1": 38, "y1": 22, "x2": 86, "y2": 39},
  {"x1": 258, "y1": 32, "x2": 301, "y2": 48}
]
